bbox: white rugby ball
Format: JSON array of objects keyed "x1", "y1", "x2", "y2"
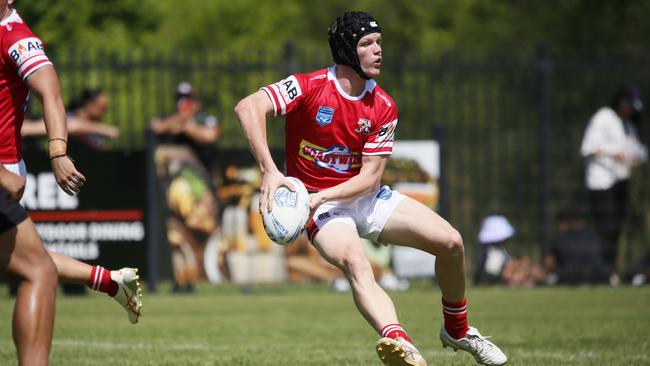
[{"x1": 262, "y1": 177, "x2": 310, "y2": 244}]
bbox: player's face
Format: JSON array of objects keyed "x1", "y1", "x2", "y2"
[
  {"x1": 86, "y1": 93, "x2": 109, "y2": 120},
  {"x1": 357, "y1": 33, "x2": 382, "y2": 78}
]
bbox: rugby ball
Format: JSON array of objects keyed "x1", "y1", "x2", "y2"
[{"x1": 262, "y1": 177, "x2": 310, "y2": 244}]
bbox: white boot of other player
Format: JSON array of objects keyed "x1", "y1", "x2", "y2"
[
  {"x1": 440, "y1": 326, "x2": 507, "y2": 365},
  {"x1": 110, "y1": 268, "x2": 143, "y2": 324}
]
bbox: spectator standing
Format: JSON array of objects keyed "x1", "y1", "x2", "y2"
[
  {"x1": 150, "y1": 82, "x2": 220, "y2": 167},
  {"x1": 150, "y1": 82, "x2": 221, "y2": 293},
  {"x1": 581, "y1": 86, "x2": 648, "y2": 284}
]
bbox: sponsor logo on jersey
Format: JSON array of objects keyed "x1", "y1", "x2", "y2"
[
  {"x1": 278, "y1": 75, "x2": 302, "y2": 105},
  {"x1": 299, "y1": 140, "x2": 362, "y2": 173},
  {"x1": 310, "y1": 74, "x2": 327, "y2": 81},
  {"x1": 315, "y1": 106, "x2": 334, "y2": 126},
  {"x1": 375, "y1": 120, "x2": 397, "y2": 142},
  {"x1": 317, "y1": 212, "x2": 331, "y2": 221},
  {"x1": 355, "y1": 118, "x2": 372, "y2": 135},
  {"x1": 8, "y1": 37, "x2": 45, "y2": 67}
]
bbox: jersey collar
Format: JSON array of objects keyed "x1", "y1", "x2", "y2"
[
  {"x1": 327, "y1": 65, "x2": 376, "y2": 101},
  {"x1": 0, "y1": 10, "x2": 23, "y2": 26}
]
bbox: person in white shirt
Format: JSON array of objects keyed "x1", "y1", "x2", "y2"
[{"x1": 580, "y1": 85, "x2": 648, "y2": 281}]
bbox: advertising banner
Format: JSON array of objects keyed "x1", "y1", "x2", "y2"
[{"x1": 21, "y1": 148, "x2": 147, "y2": 274}]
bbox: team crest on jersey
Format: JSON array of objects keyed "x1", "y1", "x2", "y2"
[
  {"x1": 299, "y1": 140, "x2": 361, "y2": 173},
  {"x1": 8, "y1": 37, "x2": 45, "y2": 67},
  {"x1": 315, "y1": 106, "x2": 334, "y2": 126},
  {"x1": 355, "y1": 119, "x2": 372, "y2": 135}
]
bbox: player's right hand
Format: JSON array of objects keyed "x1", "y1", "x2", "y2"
[
  {"x1": 259, "y1": 169, "x2": 295, "y2": 214},
  {"x1": 0, "y1": 169, "x2": 26, "y2": 203},
  {"x1": 51, "y1": 156, "x2": 86, "y2": 196}
]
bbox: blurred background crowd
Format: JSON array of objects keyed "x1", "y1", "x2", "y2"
[{"x1": 12, "y1": 0, "x2": 650, "y2": 293}]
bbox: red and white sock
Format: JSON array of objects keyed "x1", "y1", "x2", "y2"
[
  {"x1": 88, "y1": 266, "x2": 118, "y2": 297},
  {"x1": 380, "y1": 323, "x2": 413, "y2": 343},
  {"x1": 442, "y1": 297, "x2": 470, "y2": 339}
]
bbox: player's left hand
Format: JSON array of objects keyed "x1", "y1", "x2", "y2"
[
  {"x1": 51, "y1": 156, "x2": 86, "y2": 195},
  {"x1": 308, "y1": 193, "x2": 325, "y2": 219},
  {"x1": 308, "y1": 193, "x2": 325, "y2": 211}
]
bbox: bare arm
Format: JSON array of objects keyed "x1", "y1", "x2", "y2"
[
  {"x1": 25, "y1": 65, "x2": 85, "y2": 195},
  {"x1": 67, "y1": 117, "x2": 120, "y2": 139},
  {"x1": 310, "y1": 154, "x2": 388, "y2": 209},
  {"x1": 235, "y1": 90, "x2": 293, "y2": 213},
  {"x1": 20, "y1": 118, "x2": 48, "y2": 137},
  {"x1": 235, "y1": 90, "x2": 277, "y2": 173},
  {"x1": 22, "y1": 116, "x2": 119, "y2": 139},
  {"x1": 150, "y1": 114, "x2": 186, "y2": 135},
  {"x1": 182, "y1": 122, "x2": 220, "y2": 145}
]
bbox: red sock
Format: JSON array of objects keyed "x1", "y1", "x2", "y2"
[
  {"x1": 442, "y1": 297, "x2": 469, "y2": 339},
  {"x1": 88, "y1": 266, "x2": 118, "y2": 297},
  {"x1": 380, "y1": 323, "x2": 413, "y2": 343}
]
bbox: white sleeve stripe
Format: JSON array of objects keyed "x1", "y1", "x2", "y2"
[
  {"x1": 362, "y1": 151, "x2": 392, "y2": 156},
  {"x1": 22, "y1": 60, "x2": 52, "y2": 80},
  {"x1": 260, "y1": 87, "x2": 277, "y2": 116},
  {"x1": 18, "y1": 55, "x2": 49, "y2": 75},
  {"x1": 363, "y1": 141, "x2": 394, "y2": 149},
  {"x1": 270, "y1": 83, "x2": 286, "y2": 115}
]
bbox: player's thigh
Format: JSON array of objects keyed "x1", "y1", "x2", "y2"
[
  {"x1": 312, "y1": 221, "x2": 367, "y2": 270},
  {"x1": 0, "y1": 218, "x2": 54, "y2": 279},
  {"x1": 378, "y1": 196, "x2": 461, "y2": 256}
]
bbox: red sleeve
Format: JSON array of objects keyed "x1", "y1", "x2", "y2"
[
  {"x1": 3, "y1": 24, "x2": 52, "y2": 81},
  {"x1": 260, "y1": 73, "x2": 308, "y2": 117},
  {"x1": 363, "y1": 90, "x2": 398, "y2": 155}
]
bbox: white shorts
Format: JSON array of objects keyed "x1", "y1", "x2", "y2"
[
  {"x1": 2, "y1": 160, "x2": 27, "y2": 177},
  {"x1": 306, "y1": 185, "x2": 405, "y2": 243}
]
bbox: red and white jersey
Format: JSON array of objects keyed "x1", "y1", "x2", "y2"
[
  {"x1": 0, "y1": 10, "x2": 52, "y2": 163},
  {"x1": 262, "y1": 66, "x2": 398, "y2": 191}
]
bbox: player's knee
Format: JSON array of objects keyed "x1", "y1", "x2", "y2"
[
  {"x1": 29, "y1": 255, "x2": 58, "y2": 288},
  {"x1": 440, "y1": 228, "x2": 464, "y2": 258},
  {"x1": 342, "y1": 250, "x2": 373, "y2": 282}
]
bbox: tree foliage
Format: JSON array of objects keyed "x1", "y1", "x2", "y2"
[{"x1": 18, "y1": 0, "x2": 650, "y2": 53}]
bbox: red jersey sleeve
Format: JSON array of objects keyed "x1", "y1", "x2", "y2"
[
  {"x1": 363, "y1": 90, "x2": 398, "y2": 155},
  {"x1": 260, "y1": 74, "x2": 309, "y2": 117},
  {"x1": 2, "y1": 24, "x2": 52, "y2": 81}
]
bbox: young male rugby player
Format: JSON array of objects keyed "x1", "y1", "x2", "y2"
[
  {"x1": 236, "y1": 11, "x2": 507, "y2": 366},
  {"x1": 0, "y1": 1, "x2": 141, "y2": 364}
]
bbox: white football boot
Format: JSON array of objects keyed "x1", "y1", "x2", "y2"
[
  {"x1": 110, "y1": 268, "x2": 143, "y2": 324},
  {"x1": 376, "y1": 337, "x2": 428, "y2": 366},
  {"x1": 440, "y1": 326, "x2": 507, "y2": 365}
]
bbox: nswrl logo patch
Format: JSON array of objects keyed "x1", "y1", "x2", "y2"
[{"x1": 315, "y1": 106, "x2": 334, "y2": 126}]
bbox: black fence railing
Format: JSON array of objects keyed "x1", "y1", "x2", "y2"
[{"x1": 27, "y1": 46, "x2": 649, "y2": 270}]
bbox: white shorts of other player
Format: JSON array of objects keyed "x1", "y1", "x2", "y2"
[
  {"x1": 1, "y1": 159, "x2": 27, "y2": 178},
  {"x1": 306, "y1": 185, "x2": 405, "y2": 242}
]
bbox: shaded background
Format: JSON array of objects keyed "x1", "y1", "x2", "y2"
[{"x1": 19, "y1": 0, "x2": 650, "y2": 273}]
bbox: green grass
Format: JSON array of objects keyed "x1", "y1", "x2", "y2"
[{"x1": 0, "y1": 283, "x2": 648, "y2": 365}]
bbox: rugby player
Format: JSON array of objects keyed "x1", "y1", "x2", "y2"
[
  {"x1": 0, "y1": 1, "x2": 141, "y2": 363},
  {"x1": 236, "y1": 11, "x2": 507, "y2": 366}
]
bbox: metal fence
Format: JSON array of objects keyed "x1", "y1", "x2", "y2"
[{"x1": 35, "y1": 45, "x2": 650, "y2": 270}]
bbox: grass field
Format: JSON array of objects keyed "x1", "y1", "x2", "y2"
[{"x1": 0, "y1": 283, "x2": 648, "y2": 365}]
